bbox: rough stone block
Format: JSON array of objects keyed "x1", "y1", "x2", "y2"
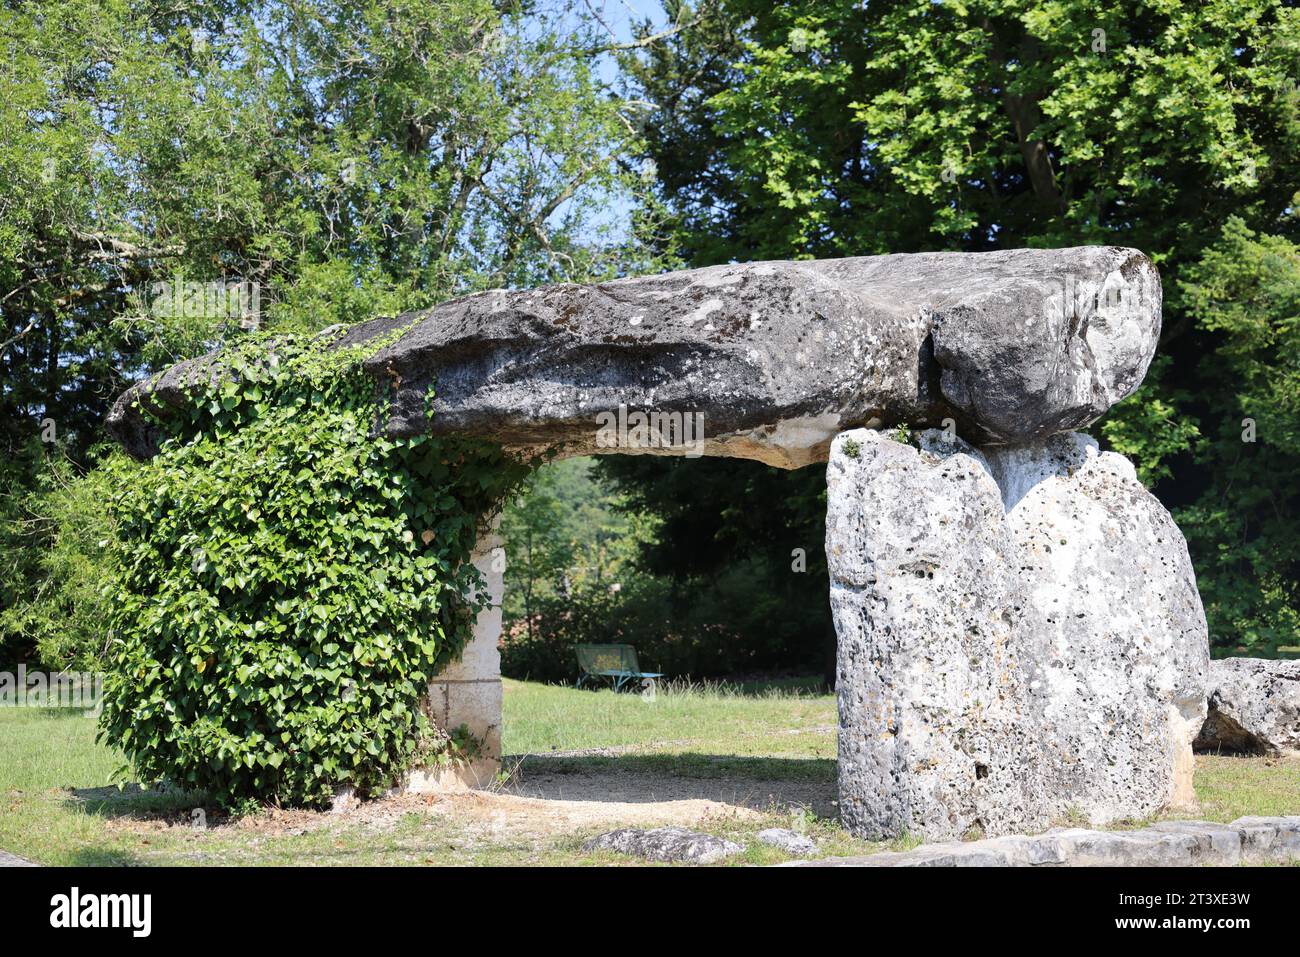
[
  {"x1": 790, "y1": 817, "x2": 1300, "y2": 867},
  {"x1": 828, "y1": 428, "x2": 1047, "y2": 841},
  {"x1": 1195, "y1": 657, "x2": 1300, "y2": 755},
  {"x1": 1231, "y1": 816, "x2": 1300, "y2": 863},
  {"x1": 828, "y1": 428, "x2": 1210, "y2": 841},
  {"x1": 110, "y1": 247, "x2": 1162, "y2": 463},
  {"x1": 984, "y1": 432, "x2": 1209, "y2": 821},
  {"x1": 583, "y1": 827, "x2": 745, "y2": 864},
  {"x1": 1148, "y1": 821, "x2": 1243, "y2": 865}
]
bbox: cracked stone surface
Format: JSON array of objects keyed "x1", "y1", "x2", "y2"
[
  {"x1": 108, "y1": 247, "x2": 1160, "y2": 466},
  {"x1": 983, "y1": 432, "x2": 1209, "y2": 824},
  {"x1": 827, "y1": 427, "x2": 1046, "y2": 841},
  {"x1": 1195, "y1": 657, "x2": 1300, "y2": 755},
  {"x1": 828, "y1": 428, "x2": 1209, "y2": 841}
]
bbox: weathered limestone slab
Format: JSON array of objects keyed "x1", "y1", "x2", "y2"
[
  {"x1": 787, "y1": 817, "x2": 1300, "y2": 867},
  {"x1": 1147, "y1": 820, "x2": 1246, "y2": 865},
  {"x1": 1232, "y1": 815, "x2": 1300, "y2": 861},
  {"x1": 405, "y1": 526, "x2": 504, "y2": 792},
  {"x1": 1195, "y1": 657, "x2": 1300, "y2": 755},
  {"x1": 583, "y1": 827, "x2": 745, "y2": 863},
  {"x1": 756, "y1": 828, "x2": 817, "y2": 856},
  {"x1": 108, "y1": 247, "x2": 1161, "y2": 466},
  {"x1": 827, "y1": 428, "x2": 1209, "y2": 841}
]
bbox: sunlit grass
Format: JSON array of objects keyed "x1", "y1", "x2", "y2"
[
  {"x1": 501, "y1": 677, "x2": 835, "y2": 760},
  {"x1": 1184, "y1": 754, "x2": 1300, "y2": 822},
  {"x1": 1, "y1": 681, "x2": 1296, "y2": 866}
]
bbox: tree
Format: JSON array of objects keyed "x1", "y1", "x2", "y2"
[
  {"x1": 611, "y1": 0, "x2": 1300, "y2": 654},
  {"x1": 0, "y1": 0, "x2": 672, "y2": 667},
  {"x1": 0, "y1": 445, "x2": 131, "y2": 671},
  {"x1": 0, "y1": 0, "x2": 666, "y2": 456},
  {"x1": 1176, "y1": 219, "x2": 1300, "y2": 654},
  {"x1": 595, "y1": 453, "x2": 834, "y2": 682}
]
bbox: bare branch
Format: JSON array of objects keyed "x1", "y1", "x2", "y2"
[
  {"x1": 0, "y1": 318, "x2": 37, "y2": 357},
  {"x1": 68, "y1": 229, "x2": 186, "y2": 261},
  {"x1": 578, "y1": 0, "x2": 698, "y2": 55}
]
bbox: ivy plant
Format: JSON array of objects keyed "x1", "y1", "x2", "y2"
[{"x1": 98, "y1": 328, "x2": 531, "y2": 807}]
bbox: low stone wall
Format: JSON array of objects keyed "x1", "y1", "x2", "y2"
[{"x1": 791, "y1": 817, "x2": 1300, "y2": 867}]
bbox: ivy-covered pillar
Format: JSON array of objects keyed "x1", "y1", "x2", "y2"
[{"x1": 407, "y1": 522, "x2": 505, "y2": 791}]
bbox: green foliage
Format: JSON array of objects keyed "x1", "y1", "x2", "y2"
[
  {"x1": 498, "y1": 457, "x2": 660, "y2": 681},
  {"x1": 590, "y1": 454, "x2": 835, "y2": 682},
  {"x1": 98, "y1": 330, "x2": 531, "y2": 807},
  {"x1": 1099, "y1": 357, "x2": 1201, "y2": 487},
  {"x1": 1174, "y1": 220, "x2": 1300, "y2": 654},
  {"x1": 1, "y1": 0, "x2": 671, "y2": 462},
  {"x1": 499, "y1": 456, "x2": 831, "y2": 683},
  {"x1": 632, "y1": 0, "x2": 1300, "y2": 265},
  {"x1": 623, "y1": 0, "x2": 1300, "y2": 653},
  {"x1": 0, "y1": 447, "x2": 134, "y2": 671},
  {"x1": 0, "y1": 0, "x2": 674, "y2": 671}
]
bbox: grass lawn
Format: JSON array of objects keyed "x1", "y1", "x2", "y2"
[{"x1": 1, "y1": 678, "x2": 1297, "y2": 866}]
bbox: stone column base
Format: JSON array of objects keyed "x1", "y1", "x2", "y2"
[{"x1": 405, "y1": 755, "x2": 500, "y2": 792}]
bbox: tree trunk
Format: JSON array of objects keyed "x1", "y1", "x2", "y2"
[{"x1": 983, "y1": 21, "x2": 1065, "y2": 214}]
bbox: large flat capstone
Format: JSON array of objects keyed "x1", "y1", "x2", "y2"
[{"x1": 108, "y1": 247, "x2": 1160, "y2": 466}]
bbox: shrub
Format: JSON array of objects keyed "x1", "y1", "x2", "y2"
[{"x1": 98, "y1": 329, "x2": 529, "y2": 807}]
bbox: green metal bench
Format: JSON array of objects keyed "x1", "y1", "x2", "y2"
[{"x1": 575, "y1": 643, "x2": 663, "y2": 692}]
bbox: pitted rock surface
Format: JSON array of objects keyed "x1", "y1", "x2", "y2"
[
  {"x1": 828, "y1": 428, "x2": 1209, "y2": 841},
  {"x1": 827, "y1": 428, "x2": 1047, "y2": 841},
  {"x1": 984, "y1": 432, "x2": 1210, "y2": 823},
  {"x1": 1195, "y1": 657, "x2": 1300, "y2": 755},
  {"x1": 108, "y1": 247, "x2": 1160, "y2": 465}
]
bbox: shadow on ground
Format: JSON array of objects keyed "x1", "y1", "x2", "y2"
[
  {"x1": 573, "y1": 676, "x2": 832, "y2": 699},
  {"x1": 54, "y1": 752, "x2": 841, "y2": 842},
  {"x1": 65, "y1": 784, "x2": 213, "y2": 826},
  {"x1": 67, "y1": 846, "x2": 147, "y2": 866},
  {"x1": 504, "y1": 752, "x2": 838, "y2": 818}
]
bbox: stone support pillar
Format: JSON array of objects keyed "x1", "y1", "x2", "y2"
[
  {"x1": 828, "y1": 428, "x2": 1209, "y2": 840},
  {"x1": 407, "y1": 523, "x2": 505, "y2": 791}
]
